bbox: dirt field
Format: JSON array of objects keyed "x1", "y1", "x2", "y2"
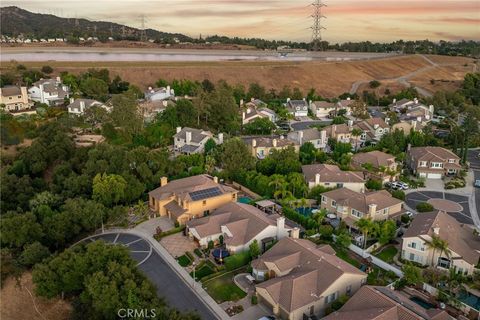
[
  {"x1": 2, "y1": 54, "x2": 474, "y2": 98},
  {"x1": 0, "y1": 273, "x2": 71, "y2": 320}
]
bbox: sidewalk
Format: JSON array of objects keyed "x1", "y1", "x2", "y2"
[{"x1": 109, "y1": 228, "x2": 229, "y2": 320}]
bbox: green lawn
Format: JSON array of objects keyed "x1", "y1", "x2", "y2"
[
  {"x1": 202, "y1": 273, "x2": 247, "y2": 303},
  {"x1": 177, "y1": 254, "x2": 192, "y2": 267},
  {"x1": 190, "y1": 263, "x2": 215, "y2": 280},
  {"x1": 335, "y1": 249, "x2": 361, "y2": 268},
  {"x1": 375, "y1": 246, "x2": 398, "y2": 264}
]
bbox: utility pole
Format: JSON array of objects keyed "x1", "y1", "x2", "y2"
[{"x1": 311, "y1": 0, "x2": 327, "y2": 51}]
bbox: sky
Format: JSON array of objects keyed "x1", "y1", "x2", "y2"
[{"x1": 3, "y1": 0, "x2": 480, "y2": 43}]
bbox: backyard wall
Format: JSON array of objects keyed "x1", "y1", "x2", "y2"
[{"x1": 348, "y1": 243, "x2": 404, "y2": 278}]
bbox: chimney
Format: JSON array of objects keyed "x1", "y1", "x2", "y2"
[
  {"x1": 412, "y1": 120, "x2": 417, "y2": 130},
  {"x1": 291, "y1": 227, "x2": 300, "y2": 239},
  {"x1": 79, "y1": 100, "x2": 85, "y2": 113},
  {"x1": 186, "y1": 131, "x2": 192, "y2": 144},
  {"x1": 433, "y1": 227, "x2": 440, "y2": 235},
  {"x1": 315, "y1": 173, "x2": 320, "y2": 185},
  {"x1": 218, "y1": 133, "x2": 224, "y2": 144},
  {"x1": 374, "y1": 124, "x2": 379, "y2": 129},
  {"x1": 176, "y1": 126, "x2": 182, "y2": 133},
  {"x1": 242, "y1": 111, "x2": 246, "y2": 120},
  {"x1": 368, "y1": 204, "x2": 377, "y2": 216},
  {"x1": 417, "y1": 116, "x2": 422, "y2": 122},
  {"x1": 162, "y1": 100, "x2": 168, "y2": 107},
  {"x1": 167, "y1": 85, "x2": 171, "y2": 94},
  {"x1": 56, "y1": 76, "x2": 61, "y2": 83},
  {"x1": 299, "y1": 131, "x2": 304, "y2": 144},
  {"x1": 160, "y1": 177, "x2": 168, "y2": 187},
  {"x1": 309, "y1": 99, "x2": 312, "y2": 106},
  {"x1": 148, "y1": 86, "x2": 152, "y2": 91},
  {"x1": 240, "y1": 99, "x2": 244, "y2": 107},
  {"x1": 69, "y1": 97, "x2": 74, "y2": 104},
  {"x1": 429, "y1": 105, "x2": 434, "y2": 114},
  {"x1": 302, "y1": 98, "x2": 306, "y2": 102},
  {"x1": 276, "y1": 216, "x2": 285, "y2": 238},
  {"x1": 272, "y1": 139, "x2": 277, "y2": 147},
  {"x1": 348, "y1": 120, "x2": 353, "y2": 127},
  {"x1": 347, "y1": 97, "x2": 351, "y2": 101},
  {"x1": 393, "y1": 98, "x2": 397, "y2": 104},
  {"x1": 407, "y1": 143, "x2": 411, "y2": 151},
  {"x1": 251, "y1": 97, "x2": 255, "y2": 102},
  {"x1": 332, "y1": 125, "x2": 337, "y2": 135},
  {"x1": 414, "y1": 98, "x2": 418, "y2": 104},
  {"x1": 287, "y1": 97, "x2": 291, "y2": 102},
  {"x1": 213, "y1": 176, "x2": 219, "y2": 184},
  {"x1": 252, "y1": 139, "x2": 257, "y2": 147},
  {"x1": 385, "y1": 117, "x2": 390, "y2": 125},
  {"x1": 247, "y1": 107, "x2": 251, "y2": 114}
]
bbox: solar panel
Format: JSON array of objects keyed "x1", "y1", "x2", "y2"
[{"x1": 189, "y1": 187, "x2": 222, "y2": 201}]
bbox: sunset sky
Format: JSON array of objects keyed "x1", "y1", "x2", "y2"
[{"x1": 3, "y1": 0, "x2": 480, "y2": 43}]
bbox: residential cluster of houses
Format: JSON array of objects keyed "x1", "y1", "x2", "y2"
[
  {"x1": 146, "y1": 167, "x2": 469, "y2": 319},
  {"x1": 1, "y1": 35, "x2": 110, "y2": 43}
]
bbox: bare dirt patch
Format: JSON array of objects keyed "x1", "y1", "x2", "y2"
[{"x1": 0, "y1": 272, "x2": 72, "y2": 320}]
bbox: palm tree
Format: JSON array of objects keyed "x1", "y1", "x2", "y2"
[
  {"x1": 273, "y1": 182, "x2": 292, "y2": 200},
  {"x1": 288, "y1": 172, "x2": 306, "y2": 198},
  {"x1": 351, "y1": 128, "x2": 362, "y2": 151},
  {"x1": 355, "y1": 217, "x2": 375, "y2": 249},
  {"x1": 269, "y1": 174, "x2": 286, "y2": 191},
  {"x1": 313, "y1": 209, "x2": 327, "y2": 231},
  {"x1": 426, "y1": 235, "x2": 450, "y2": 267}
]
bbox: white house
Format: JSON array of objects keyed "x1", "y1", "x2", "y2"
[
  {"x1": 145, "y1": 86, "x2": 175, "y2": 101},
  {"x1": 285, "y1": 98, "x2": 308, "y2": 117},
  {"x1": 173, "y1": 127, "x2": 223, "y2": 154},
  {"x1": 309, "y1": 100, "x2": 336, "y2": 118},
  {"x1": 186, "y1": 202, "x2": 298, "y2": 253},
  {"x1": 67, "y1": 98, "x2": 109, "y2": 116},
  {"x1": 28, "y1": 77, "x2": 70, "y2": 106},
  {"x1": 287, "y1": 128, "x2": 327, "y2": 149}
]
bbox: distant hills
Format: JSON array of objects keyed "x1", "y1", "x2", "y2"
[{"x1": 0, "y1": 6, "x2": 192, "y2": 42}]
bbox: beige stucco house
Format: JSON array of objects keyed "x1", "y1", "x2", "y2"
[
  {"x1": 186, "y1": 202, "x2": 299, "y2": 253},
  {"x1": 302, "y1": 164, "x2": 365, "y2": 192},
  {"x1": 406, "y1": 146, "x2": 461, "y2": 179},
  {"x1": 251, "y1": 237, "x2": 366, "y2": 320},
  {"x1": 401, "y1": 210, "x2": 480, "y2": 275},
  {"x1": 148, "y1": 174, "x2": 237, "y2": 225},
  {"x1": 320, "y1": 188, "x2": 404, "y2": 229},
  {"x1": 0, "y1": 86, "x2": 33, "y2": 112},
  {"x1": 351, "y1": 150, "x2": 399, "y2": 182},
  {"x1": 243, "y1": 137, "x2": 299, "y2": 159}
]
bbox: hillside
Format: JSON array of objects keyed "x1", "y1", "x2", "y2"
[
  {"x1": 0, "y1": 6, "x2": 191, "y2": 42},
  {"x1": 7, "y1": 55, "x2": 474, "y2": 98}
]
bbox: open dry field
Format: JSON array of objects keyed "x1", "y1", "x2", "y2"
[
  {"x1": 0, "y1": 273, "x2": 71, "y2": 320},
  {"x1": 2, "y1": 53, "x2": 475, "y2": 98}
]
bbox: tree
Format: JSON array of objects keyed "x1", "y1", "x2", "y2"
[
  {"x1": 219, "y1": 138, "x2": 255, "y2": 178},
  {"x1": 110, "y1": 94, "x2": 143, "y2": 140},
  {"x1": 313, "y1": 209, "x2": 327, "y2": 232},
  {"x1": 369, "y1": 80, "x2": 381, "y2": 89},
  {"x1": 41, "y1": 65, "x2": 54, "y2": 74},
  {"x1": 287, "y1": 172, "x2": 307, "y2": 197},
  {"x1": 19, "y1": 242, "x2": 50, "y2": 267},
  {"x1": 416, "y1": 202, "x2": 434, "y2": 212},
  {"x1": 332, "y1": 116, "x2": 346, "y2": 125},
  {"x1": 92, "y1": 173, "x2": 127, "y2": 206},
  {"x1": 355, "y1": 218, "x2": 375, "y2": 249},
  {"x1": 426, "y1": 234, "x2": 450, "y2": 266},
  {"x1": 299, "y1": 142, "x2": 317, "y2": 165},
  {"x1": 377, "y1": 220, "x2": 397, "y2": 245},
  {"x1": 0, "y1": 212, "x2": 43, "y2": 249},
  {"x1": 335, "y1": 231, "x2": 352, "y2": 249},
  {"x1": 204, "y1": 138, "x2": 217, "y2": 155},
  {"x1": 402, "y1": 262, "x2": 423, "y2": 286},
  {"x1": 366, "y1": 179, "x2": 383, "y2": 190},
  {"x1": 80, "y1": 78, "x2": 109, "y2": 101},
  {"x1": 351, "y1": 128, "x2": 362, "y2": 151},
  {"x1": 249, "y1": 239, "x2": 261, "y2": 259},
  {"x1": 243, "y1": 118, "x2": 276, "y2": 135}
]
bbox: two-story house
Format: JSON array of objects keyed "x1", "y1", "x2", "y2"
[
  {"x1": 287, "y1": 128, "x2": 327, "y2": 149},
  {"x1": 144, "y1": 86, "x2": 175, "y2": 101},
  {"x1": 354, "y1": 118, "x2": 390, "y2": 144},
  {"x1": 243, "y1": 136, "x2": 299, "y2": 159},
  {"x1": 148, "y1": 174, "x2": 238, "y2": 225},
  {"x1": 186, "y1": 202, "x2": 299, "y2": 253},
  {"x1": 173, "y1": 127, "x2": 223, "y2": 154},
  {"x1": 309, "y1": 101, "x2": 336, "y2": 118},
  {"x1": 323, "y1": 124, "x2": 358, "y2": 145},
  {"x1": 0, "y1": 86, "x2": 33, "y2": 112},
  {"x1": 241, "y1": 107, "x2": 278, "y2": 125},
  {"x1": 351, "y1": 151, "x2": 399, "y2": 182},
  {"x1": 302, "y1": 164, "x2": 365, "y2": 192},
  {"x1": 67, "y1": 98, "x2": 109, "y2": 116},
  {"x1": 407, "y1": 146, "x2": 461, "y2": 179},
  {"x1": 285, "y1": 99, "x2": 309, "y2": 118},
  {"x1": 320, "y1": 188, "x2": 404, "y2": 229},
  {"x1": 402, "y1": 210, "x2": 480, "y2": 275},
  {"x1": 251, "y1": 237, "x2": 367, "y2": 320},
  {"x1": 28, "y1": 77, "x2": 70, "y2": 106}
]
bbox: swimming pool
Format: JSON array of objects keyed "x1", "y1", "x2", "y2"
[
  {"x1": 237, "y1": 196, "x2": 252, "y2": 204},
  {"x1": 295, "y1": 207, "x2": 317, "y2": 217},
  {"x1": 458, "y1": 290, "x2": 480, "y2": 311},
  {"x1": 409, "y1": 296, "x2": 436, "y2": 309}
]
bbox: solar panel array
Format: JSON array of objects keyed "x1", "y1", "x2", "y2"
[{"x1": 189, "y1": 187, "x2": 222, "y2": 201}]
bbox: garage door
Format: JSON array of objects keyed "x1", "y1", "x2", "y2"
[
  {"x1": 419, "y1": 172, "x2": 427, "y2": 178},
  {"x1": 427, "y1": 173, "x2": 442, "y2": 179}
]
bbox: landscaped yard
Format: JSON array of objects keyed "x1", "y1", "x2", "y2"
[
  {"x1": 374, "y1": 246, "x2": 398, "y2": 264},
  {"x1": 202, "y1": 272, "x2": 247, "y2": 303},
  {"x1": 177, "y1": 254, "x2": 192, "y2": 267},
  {"x1": 190, "y1": 262, "x2": 216, "y2": 280},
  {"x1": 334, "y1": 248, "x2": 361, "y2": 268}
]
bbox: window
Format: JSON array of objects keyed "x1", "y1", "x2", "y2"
[
  {"x1": 331, "y1": 200, "x2": 337, "y2": 208},
  {"x1": 420, "y1": 161, "x2": 427, "y2": 167},
  {"x1": 409, "y1": 242, "x2": 417, "y2": 249},
  {"x1": 346, "y1": 285, "x2": 352, "y2": 296},
  {"x1": 431, "y1": 162, "x2": 443, "y2": 168},
  {"x1": 351, "y1": 209, "x2": 363, "y2": 218},
  {"x1": 437, "y1": 257, "x2": 451, "y2": 269},
  {"x1": 232, "y1": 194, "x2": 236, "y2": 200},
  {"x1": 448, "y1": 159, "x2": 455, "y2": 163},
  {"x1": 321, "y1": 196, "x2": 327, "y2": 203},
  {"x1": 324, "y1": 182, "x2": 331, "y2": 186},
  {"x1": 382, "y1": 208, "x2": 389, "y2": 215},
  {"x1": 336, "y1": 183, "x2": 344, "y2": 188},
  {"x1": 202, "y1": 200, "x2": 207, "y2": 206},
  {"x1": 324, "y1": 292, "x2": 338, "y2": 304},
  {"x1": 203, "y1": 210, "x2": 210, "y2": 216},
  {"x1": 409, "y1": 253, "x2": 415, "y2": 261}
]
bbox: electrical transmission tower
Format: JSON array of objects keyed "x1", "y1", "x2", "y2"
[
  {"x1": 311, "y1": 0, "x2": 326, "y2": 51},
  {"x1": 139, "y1": 15, "x2": 147, "y2": 41}
]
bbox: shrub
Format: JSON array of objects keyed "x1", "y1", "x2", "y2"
[
  {"x1": 177, "y1": 255, "x2": 192, "y2": 267},
  {"x1": 401, "y1": 214, "x2": 411, "y2": 224},
  {"x1": 369, "y1": 80, "x2": 381, "y2": 88},
  {"x1": 41, "y1": 65, "x2": 53, "y2": 74},
  {"x1": 194, "y1": 248, "x2": 203, "y2": 258},
  {"x1": 154, "y1": 226, "x2": 185, "y2": 240},
  {"x1": 185, "y1": 251, "x2": 195, "y2": 261},
  {"x1": 208, "y1": 240, "x2": 214, "y2": 249},
  {"x1": 416, "y1": 202, "x2": 434, "y2": 212},
  {"x1": 219, "y1": 235, "x2": 224, "y2": 245},
  {"x1": 391, "y1": 190, "x2": 405, "y2": 200},
  {"x1": 224, "y1": 251, "x2": 251, "y2": 271},
  {"x1": 366, "y1": 179, "x2": 383, "y2": 190},
  {"x1": 331, "y1": 295, "x2": 349, "y2": 311},
  {"x1": 251, "y1": 295, "x2": 258, "y2": 305}
]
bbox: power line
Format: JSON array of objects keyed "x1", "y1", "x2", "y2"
[
  {"x1": 139, "y1": 15, "x2": 147, "y2": 41},
  {"x1": 311, "y1": 0, "x2": 327, "y2": 51}
]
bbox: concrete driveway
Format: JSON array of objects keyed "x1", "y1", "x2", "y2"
[
  {"x1": 160, "y1": 233, "x2": 198, "y2": 258},
  {"x1": 134, "y1": 216, "x2": 174, "y2": 236},
  {"x1": 405, "y1": 191, "x2": 473, "y2": 224},
  {"x1": 85, "y1": 232, "x2": 217, "y2": 320}
]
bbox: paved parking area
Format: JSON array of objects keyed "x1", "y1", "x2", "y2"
[
  {"x1": 135, "y1": 216, "x2": 174, "y2": 236},
  {"x1": 405, "y1": 191, "x2": 473, "y2": 224},
  {"x1": 160, "y1": 232, "x2": 198, "y2": 258}
]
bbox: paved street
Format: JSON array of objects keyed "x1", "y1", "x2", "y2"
[
  {"x1": 87, "y1": 233, "x2": 217, "y2": 320},
  {"x1": 405, "y1": 191, "x2": 473, "y2": 224}
]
